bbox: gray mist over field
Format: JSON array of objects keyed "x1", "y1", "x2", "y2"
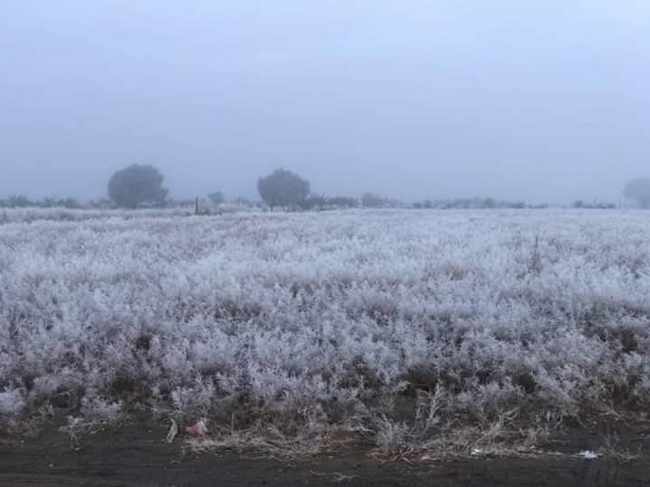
[{"x1": 1, "y1": 1, "x2": 649, "y2": 204}]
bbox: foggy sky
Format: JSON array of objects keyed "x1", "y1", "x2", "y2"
[{"x1": 1, "y1": 1, "x2": 649, "y2": 204}]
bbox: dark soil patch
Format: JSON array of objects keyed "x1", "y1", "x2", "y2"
[{"x1": 1, "y1": 418, "x2": 650, "y2": 486}]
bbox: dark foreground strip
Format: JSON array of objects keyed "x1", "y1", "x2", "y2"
[{"x1": 0, "y1": 474, "x2": 152, "y2": 487}]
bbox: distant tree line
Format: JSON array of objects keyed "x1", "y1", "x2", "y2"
[
  {"x1": 0, "y1": 195, "x2": 83, "y2": 209},
  {"x1": 3, "y1": 164, "x2": 649, "y2": 211},
  {"x1": 571, "y1": 200, "x2": 616, "y2": 210},
  {"x1": 411, "y1": 197, "x2": 531, "y2": 210},
  {"x1": 98, "y1": 164, "x2": 548, "y2": 211}
]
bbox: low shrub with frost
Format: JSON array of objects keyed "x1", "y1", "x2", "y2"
[
  {"x1": 0, "y1": 389, "x2": 25, "y2": 416},
  {"x1": 61, "y1": 395, "x2": 126, "y2": 440},
  {"x1": 2, "y1": 209, "x2": 650, "y2": 450}
]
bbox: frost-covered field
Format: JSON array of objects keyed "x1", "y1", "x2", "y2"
[
  {"x1": 0, "y1": 206, "x2": 196, "y2": 223},
  {"x1": 0, "y1": 203, "x2": 257, "y2": 224},
  {"x1": 1, "y1": 209, "x2": 650, "y2": 451}
]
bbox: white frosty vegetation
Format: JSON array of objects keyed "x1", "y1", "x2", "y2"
[
  {"x1": 0, "y1": 202, "x2": 256, "y2": 225},
  {"x1": 1, "y1": 209, "x2": 650, "y2": 451},
  {"x1": 0, "y1": 206, "x2": 196, "y2": 224}
]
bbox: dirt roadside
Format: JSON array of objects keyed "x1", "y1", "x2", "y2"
[{"x1": 1, "y1": 420, "x2": 650, "y2": 487}]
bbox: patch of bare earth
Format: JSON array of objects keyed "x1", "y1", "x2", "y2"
[{"x1": 1, "y1": 416, "x2": 650, "y2": 486}]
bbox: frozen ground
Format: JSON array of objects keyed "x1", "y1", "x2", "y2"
[{"x1": 1, "y1": 209, "x2": 650, "y2": 454}]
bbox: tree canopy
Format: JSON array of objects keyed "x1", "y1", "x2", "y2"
[
  {"x1": 257, "y1": 168, "x2": 310, "y2": 210},
  {"x1": 108, "y1": 164, "x2": 169, "y2": 209}
]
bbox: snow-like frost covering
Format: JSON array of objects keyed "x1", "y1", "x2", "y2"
[
  {"x1": 1, "y1": 209, "x2": 650, "y2": 436},
  {"x1": 0, "y1": 206, "x2": 196, "y2": 224}
]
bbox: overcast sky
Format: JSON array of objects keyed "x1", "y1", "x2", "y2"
[{"x1": 1, "y1": 1, "x2": 648, "y2": 203}]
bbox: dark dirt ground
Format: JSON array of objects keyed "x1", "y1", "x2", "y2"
[{"x1": 1, "y1": 418, "x2": 650, "y2": 487}]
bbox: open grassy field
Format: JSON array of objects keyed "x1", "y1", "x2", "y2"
[{"x1": 1, "y1": 208, "x2": 650, "y2": 461}]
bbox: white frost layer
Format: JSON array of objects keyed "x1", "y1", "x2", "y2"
[{"x1": 1, "y1": 209, "x2": 649, "y2": 425}]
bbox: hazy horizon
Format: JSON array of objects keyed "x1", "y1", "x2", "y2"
[{"x1": 2, "y1": 1, "x2": 649, "y2": 205}]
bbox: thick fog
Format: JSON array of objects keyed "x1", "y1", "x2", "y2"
[{"x1": 1, "y1": 1, "x2": 648, "y2": 204}]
